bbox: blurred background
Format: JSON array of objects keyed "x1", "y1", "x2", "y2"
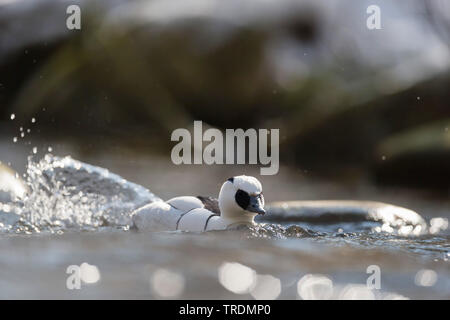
[{"x1": 0, "y1": 0, "x2": 449, "y2": 199}]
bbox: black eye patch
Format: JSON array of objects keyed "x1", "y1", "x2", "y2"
[{"x1": 235, "y1": 189, "x2": 250, "y2": 210}]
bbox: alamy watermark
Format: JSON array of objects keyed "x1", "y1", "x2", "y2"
[
  {"x1": 171, "y1": 121, "x2": 279, "y2": 175},
  {"x1": 366, "y1": 264, "x2": 381, "y2": 289},
  {"x1": 367, "y1": 5, "x2": 381, "y2": 30},
  {"x1": 66, "y1": 5, "x2": 81, "y2": 30}
]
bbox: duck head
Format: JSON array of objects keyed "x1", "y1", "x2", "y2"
[{"x1": 218, "y1": 175, "x2": 265, "y2": 224}]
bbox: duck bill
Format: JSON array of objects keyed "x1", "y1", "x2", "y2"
[{"x1": 247, "y1": 196, "x2": 266, "y2": 215}]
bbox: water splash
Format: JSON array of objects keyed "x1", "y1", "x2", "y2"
[{"x1": 11, "y1": 154, "x2": 161, "y2": 233}]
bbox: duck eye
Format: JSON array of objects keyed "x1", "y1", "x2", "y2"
[{"x1": 235, "y1": 189, "x2": 250, "y2": 210}]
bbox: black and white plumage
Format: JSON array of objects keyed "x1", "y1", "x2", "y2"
[{"x1": 132, "y1": 175, "x2": 265, "y2": 232}]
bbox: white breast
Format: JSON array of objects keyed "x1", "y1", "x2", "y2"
[
  {"x1": 177, "y1": 208, "x2": 215, "y2": 232},
  {"x1": 132, "y1": 196, "x2": 227, "y2": 232}
]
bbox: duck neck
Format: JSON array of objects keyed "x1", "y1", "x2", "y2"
[
  {"x1": 218, "y1": 182, "x2": 256, "y2": 226},
  {"x1": 221, "y1": 212, "x2": 256, "y2": 226}
]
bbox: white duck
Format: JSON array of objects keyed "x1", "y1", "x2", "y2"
[{"x1": 132, "y1": 175, "x2": 265, "y2": 232}]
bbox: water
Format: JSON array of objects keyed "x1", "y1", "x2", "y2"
[
  {"x1": 17, "y1": 154, "x2": 160, "y2": 233},
  {"x1": 0, "y1": 155, "x2": 449, "y2": 299}
]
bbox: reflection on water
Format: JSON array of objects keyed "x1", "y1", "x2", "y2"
[
  {"x1": 297, "y1": 274, "x2": 333, "y2": 300},
  {"x1": 151, "y1": 268, "x2": 186, "y2": 298},
  {"x1": 0, "y1": 154, "x2": 449, "y2": 299},
  {"x1": 415, "y1": 269, "x2": 438, "y2": 287},
  {"x1": 250, "y1": 274, "x2": 281, "y2": 300},
  {"x1": 218, "y1": 262, "x2": 257, "y2": 294}
]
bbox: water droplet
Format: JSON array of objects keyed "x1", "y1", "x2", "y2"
[
  {"x1": 31, "y1": 118, "x2": 36, "y2": 123},
  {"x1": 13, "y1": 137, "x2": 18, "y2": 143},
  {"x1": 32, "y1": 147, "x2": 37, "y2": 154},
  {"x1": 429, "y1": 217, "x2": 448, "y2": 234},
  {"x1": 10, "y1": 114, "x2": 15, "y2": 120},
  {"x1": 20, "y1": 132, "x2": 25, "y2": 138},
  {"x1": 381, "y1": 155, "x2": 386, "y2": 161},
  {"x1": 48, "y1": 146, "x2": 53, "y2": 152}
]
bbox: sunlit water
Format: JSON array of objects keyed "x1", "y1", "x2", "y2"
[{"x1": 0, "y1": 155, "x2": 448, "y2": 299}]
